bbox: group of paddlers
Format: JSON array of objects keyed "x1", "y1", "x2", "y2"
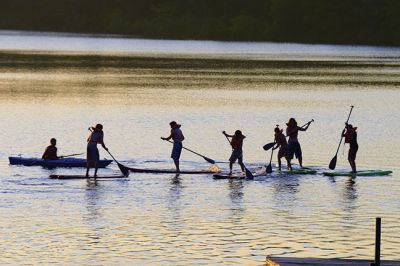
[
  {"x1": 42, "y1": 118, "x2": 359, "y2": 177},
  {"x1": 159, "y1": 118, "x2": 358, "y2": 174}
]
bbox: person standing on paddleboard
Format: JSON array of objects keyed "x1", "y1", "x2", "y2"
[
  {"x1": 342, "y1": 123, "x2": 358, "y2": 173},
  {"x1": 273, "y1": 126, "x2": 289, "y2": 171},
  {"x1": 161, "y1": 121, "x2": 185, "y2": 172},
  {"x1": 286, "y1": 118, "x2": 311, "y2": 170},
  {"x1": 86, "y1": 124, "x2": 108, "y2": 177},
  {"x1": 223, "y1": 130, "x2": 246, "y2": 175},
  {"x1": 42, "y1": 138, "x2": 59, "y2": 160}
]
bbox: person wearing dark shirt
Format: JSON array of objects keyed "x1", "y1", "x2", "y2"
[
  {"x1": 42, "y1": 138, "x2": 59, "y2": 160},
  {"x1": 223, "y1": 130, "x2": 246, "y2": 175},
  {"x1": 343, "y1": 123, "x2": 358, "y2": 173},
  {"x1": 273, "y1": 125, "x2": 289, "y2": 171},
  {"x1": 286, "y1": 118, "x2": 311, "y2": 170},
  {"x1": 161, "y1": 121, "x2": 185, "y2": 172}
]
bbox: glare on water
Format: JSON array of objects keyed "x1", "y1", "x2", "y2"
[{"x1": 0, "y1": 32, "x2": 400, "y2": 265}]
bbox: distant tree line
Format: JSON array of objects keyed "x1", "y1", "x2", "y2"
[{"x1": 1, "y1": 0, "x2": 400, "y2": 46}]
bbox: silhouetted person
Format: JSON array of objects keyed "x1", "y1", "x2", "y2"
[
  {"x1": 42, "y1": 138, "x2": 59, "y2": 160},
  {"x1": 273, "y1": 125, "x2": 289, "y2": 170},
  {"x1": 161, "y1": 121, "x2": 184, "y2": 172},
  {"x1": 343, "y1": 123, "x2": 358, "y2": 173},
  {"x1": 86, "y1": 124, "x2": 108, "y2": 177},
  {"x1": 223, "y1": 130, "x2": 246, "y2": 175},
  {"x1": 286, "y1": 118, "x2": 311, "y2": 170}
]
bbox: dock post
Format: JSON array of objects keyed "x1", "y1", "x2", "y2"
[{"x1": 371, "y1": 217, "x2": 381, "y2": 266}]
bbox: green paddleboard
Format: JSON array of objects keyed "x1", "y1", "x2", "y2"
[
  {"x1": 323, "y1": 170, "x2": 393, "y2": 177},
  {"x1": 280, "y1": 169, "x2": 317, "y2": 175}
]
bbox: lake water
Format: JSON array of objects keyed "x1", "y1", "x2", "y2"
[{"x1": 0, "y1": 31, "x2": 399, "y2": 265}]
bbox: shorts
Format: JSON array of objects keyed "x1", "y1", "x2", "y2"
[
  {"x1": 87, "y1": 143, "x2": 99, "y2": 167},
  {"x1": 278, "y1": 145, "x2": 288, "y2": 159},
  {"x1": 229, "y1": 149, "x2": 243, "y2": 164},
  {"x1": 171, "y1": 141, "x2": 182, "y2": 160},
  {"x1": 348, "y1": 147, "x2": 358, "y2": 161},
  {"x1": 288, "y1": 141, "x2": 302, "y2": 160}
]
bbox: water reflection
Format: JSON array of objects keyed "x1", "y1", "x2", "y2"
[
  {"x1": 84, "y1": 180, "x2": 103, "y2": 223},
  {"x1": 227, "y1": 179, "x2": 245, "y2": 220}
]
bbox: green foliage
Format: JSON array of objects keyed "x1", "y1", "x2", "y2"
[{"x1": 0, "y1": 0, "x2": 399, "y2": 45}]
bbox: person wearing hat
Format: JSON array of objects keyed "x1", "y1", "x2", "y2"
[
  {"x1": 161, "y1": 121, "x2": 185, "y2": 172},
  {"x1": 273, "y1": 125, "x2": 289, "y2": 171},
  {"x1": 342, "y1": 123, "x2": 358, "y2": 173},
  {"x1": 223, "y1": 130, "x2": 246, "y2": 175},
  {"x1": 42, "y1": 138, "x2": 59, "y2": 160},
  {"x1": 286, "y1": 118, "x2": 311, "y2": 170},
  {"x1": 86, "y1": 124, "x2": 108, "y2": 177}
]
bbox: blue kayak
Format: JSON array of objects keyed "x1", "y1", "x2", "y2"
[{"x1": 9, "y1": 156, "x2": 112, "y2": 168}]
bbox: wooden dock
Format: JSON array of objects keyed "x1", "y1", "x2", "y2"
[{"x1": 266, "y1": 257, "x2": 400, "y2": 266}]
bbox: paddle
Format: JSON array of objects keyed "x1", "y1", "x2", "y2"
[
  {"x1": 223, "y1": 134, "x2": 254, "y2": 179},
  {"x1": 59, "y1": 153, "x2": 84, "y2": 158},
  {"x1": 263, "y1": 119, "x2": 314, "y2": 151},
  {"x1": 328, "y1": 106, "x2": 354, "y2": 170},
  {"x1": 163, "y1": 139, "x2": 216, "y2": 164},
  {"x1": 105, "y1": 149, "x2": 130, "y2": 177},
  {"x1": 266, "y1": 141, "x2": 275, "y2": 174}
]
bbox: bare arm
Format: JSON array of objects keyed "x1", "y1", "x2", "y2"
[{"x1": 222, "y1": 131, "x2": 234, "y2": 138}]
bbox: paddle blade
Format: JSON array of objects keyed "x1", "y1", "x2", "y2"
[
  {"x1": 266, "y1": 163, "x2": 273, "y2": 174},
  {"x1": 118, "y1": 163, "x2": 130, "y2": 177},
  {"x1": 328, "y1": 155, "x2": 337, "y2": 170},
  {"x1": 263, "y1": 142, "x2": 275, "y2": 151},
  {"x1": 245, "y1": 167, "x2": 254, "y2": 179},
  {"x1": 204, "y1": 156, "x2": 216, "y2": 164}
]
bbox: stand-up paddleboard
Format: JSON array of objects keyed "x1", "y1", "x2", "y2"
[
  {"x1": 323, "y1": 170, "x2": 393, "y2": 177},
  {"x1": 279, "y1": 169, "x2": 317, "y2": 175},
  {"x1": 128, "y1": 167, "x2": 217, "y2": 174},
  {"x1": 213, "y1": 173, "x2": 257, "y2": 180},
  {"x1": 50, "y1": 174, "x2": 127, "y2": 179}
]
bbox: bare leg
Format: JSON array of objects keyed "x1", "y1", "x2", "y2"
[
  {"x1": 238, "y1": 160, "x2": 245, "y2": 172},
  {"x1": 93, "y1": 162, "x2": 98, "y2": 177},
  {"x1": 288, "y1": 158, "x2": 293, "y2": 171},
  {"x1": 85, "y1": 167, "x2": 90, "y2": 177},
  {"x1": 298, "y1": 157, "x2": 303, "y2": 168},
  {"x1": 173, "y1": 159, "x2": 180, "y2": 172},
  {"x1": 277, "y1": 156, "x2": 282, "y2": 171},
  {"x1": 229, "y1": 162, "x2": 233, "y2": 175}
]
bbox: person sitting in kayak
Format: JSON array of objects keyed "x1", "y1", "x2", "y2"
[
  {"x1": 86, "y1": 124, "x2": 108, "y2": 177},
  {"x1": 343, "y1": 123, "x2": 358, "y2": 173},
  {"x1": 286, "y1": 118, "x2": 311, "y2": 170},
  {"x1": 223, "y1": 130, "x2": 246, "y2": 175},
  {"x1": 273, "y1": 125, "x2": 288, "y2": 171},
  {"x1": 42, "y1": 138, "x2": 59, "y2": 160},
  {"x1": 161, "y1": 121, "x2": 185, "y2": 172}
]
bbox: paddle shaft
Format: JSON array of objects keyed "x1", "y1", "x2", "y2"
[
  {"x1": 60, "y1": 153, "x2": 84, "y2": 158},
  {"x1": 333, "y1": 106, "x2": 354, "y2": 156},
  {"x1": 165, "y1": 139, "x2": 215, "y2": 164}
]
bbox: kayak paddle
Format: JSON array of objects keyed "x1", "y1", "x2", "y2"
[
  {"x1": 59, "y1": 153, "x2": 84, "y2": 158},
  {"x1": 105, "y1": 149, "x2": 130, "y2": 177},
  {"x1": 163, "y1": 139, "x2": 216, "y2": 164},
  {"x1": 223, "y1": 134, "x2": 253, "y2": 179},
  {"x1": 328, "y1": 106, "x2": 354, "y2": 170},
  {"x1": 263, "y1": 119, "x2": 314, "y2": 151}
]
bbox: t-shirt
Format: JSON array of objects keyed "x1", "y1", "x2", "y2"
[
  {"x1": 42, "y1": 145, "x2": 58, "y2": 160},
  {"x1": 345, "y1": 130, "x2": 358, "y2": 149},
  {"x1": 88, "y1": 130, "x2": 104, "y2": 143},
  {"x1": 171, "y1": 128, "x2": 184, "y2": 142},
  {"x1": 231, "y1": 135, "x2": 245, "y2": 150},
  {"x1": 275, "y1": 132, "x2": 287, "y2": 147}
]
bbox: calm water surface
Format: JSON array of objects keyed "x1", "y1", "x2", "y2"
[{"x1": 0, "y1": 31, "x2": 399, "y2": 265}]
